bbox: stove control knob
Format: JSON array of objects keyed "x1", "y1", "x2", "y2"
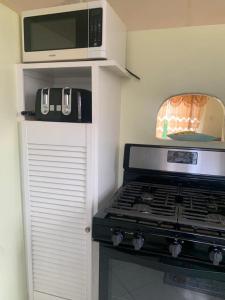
[
  {"x1": 169, "y1": 241, "x2": 182, "y2": 258},
  {"x1": 209, "y1": 248, "x2": 223, "y2": 266},
  {"x1": 112, "y1": 232, "x2": 123, "y2": 247},
  {"x1": 132, "y1": 234, "x2": 144, "y2": 251}
]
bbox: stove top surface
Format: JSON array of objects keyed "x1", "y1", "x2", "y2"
[{"x1": 109, "y1": 181, "x2": 225, "y2": 232}]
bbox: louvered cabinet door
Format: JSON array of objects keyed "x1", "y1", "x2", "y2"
[{"x1": 21, "y1": 121, "x2": 93, "y2": 300}]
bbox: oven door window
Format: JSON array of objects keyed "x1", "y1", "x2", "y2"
[
  {"x1": 24, "y1": 10, "x2": 88, "y2": 52},
  {"x1": 100, "y1": 246, "x2": 225, "y2": 300}
]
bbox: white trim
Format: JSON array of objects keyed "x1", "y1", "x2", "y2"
[
  {"x1": 20, "y1": 122, "x2": 34, "y2": 300},
  {"x1": 86, "y1": 124, "x2": 94, "y2": 300}
]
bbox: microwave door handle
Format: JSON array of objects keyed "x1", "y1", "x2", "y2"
[{"x1": 77, "y1": 91, "x2": 82, "y2": 121}]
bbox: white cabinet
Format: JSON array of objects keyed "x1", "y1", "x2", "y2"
[
  {"x1": 21, "y1": 122, "x2": 92, "y2": 300},
  {"x1": 17, "y1": 61, "x2": 129, "y2": 300}
]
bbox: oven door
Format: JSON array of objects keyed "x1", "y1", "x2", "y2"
[{"x1": 99, "y1": 244, "x2": 225, "y2": 300}]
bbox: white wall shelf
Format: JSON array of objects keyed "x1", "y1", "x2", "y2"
[{"x1": 17, "y1": 60, "x2": 130, "y2": 78}]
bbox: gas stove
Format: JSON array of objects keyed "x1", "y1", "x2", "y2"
[{"x1": 92, "y1": 144, "x2": 225, "y2": 270}]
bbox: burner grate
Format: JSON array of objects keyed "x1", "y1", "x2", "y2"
[
  {"x1": 111, "y1": 182, "x2": 178, "y2": 223},
  {"x1": 179, "y1": 187, "x2": 225, "y2": 230},
  {"x1": 109, "y1": 181, "x2": 225, "y2": 232}
]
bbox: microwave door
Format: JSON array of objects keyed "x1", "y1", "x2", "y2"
[{"x1": 23, "y1": 10, "x2": 89, "y2": 55}]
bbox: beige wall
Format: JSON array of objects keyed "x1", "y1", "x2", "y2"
[
  {"x1": 0, "y1": 4, "x2": 26, "y2": 300},
  {"x1": 119, "y1": 24, "x2": 225, "y2": 182},
  {"x1": 200, "y1": 97, "x2": 224, "y2": 138}
]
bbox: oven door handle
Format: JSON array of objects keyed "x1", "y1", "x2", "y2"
[
  {"x1": 105, "y1": 246, "x2": 225, "y2": 282},
  {"x1": 158, "y1": 257, "x2": 225, "y2": 281}
]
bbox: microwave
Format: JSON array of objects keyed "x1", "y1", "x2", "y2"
[{"x1": 22, "y1": 0, "x2": 126, "y2": 66}]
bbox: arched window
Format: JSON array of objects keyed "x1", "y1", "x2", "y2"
[{"x1": 156, "y1": 94, "x2": 224, "y2": 141}]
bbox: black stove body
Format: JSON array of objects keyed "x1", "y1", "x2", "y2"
[{"x1": 93, "y1": 144, "x2": 225, "y2": 282}]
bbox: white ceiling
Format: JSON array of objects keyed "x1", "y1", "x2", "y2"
[{"x1": 2, "y1": 0, "x2": 225, "y2": 30}]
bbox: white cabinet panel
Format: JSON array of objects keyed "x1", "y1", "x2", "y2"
[{"x1": 21, "y1": 121, "x2": 92, "y2": 300}]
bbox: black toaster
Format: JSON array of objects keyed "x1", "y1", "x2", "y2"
[{"x1": 35, "y1": 88, "x2": 92, "y2": 122}]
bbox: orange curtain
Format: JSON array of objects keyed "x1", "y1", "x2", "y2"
[{"x1": 156, "y1": 95, "x2": 208, "y2": 138}]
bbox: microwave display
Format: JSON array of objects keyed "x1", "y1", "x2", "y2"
[{"x1": 24, "y1": 8, "x2": 102, "y2": 52}]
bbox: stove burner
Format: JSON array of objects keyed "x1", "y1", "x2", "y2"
[
  {"x1": 133, "y1": 203, "x2": 152, "y2": 214},
  {"x1": 206, "y1": 214, "x2": 225, "y2": 225},
  {"x1": 140, "y1": 192, "x2": 154, "y2": 202}
]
